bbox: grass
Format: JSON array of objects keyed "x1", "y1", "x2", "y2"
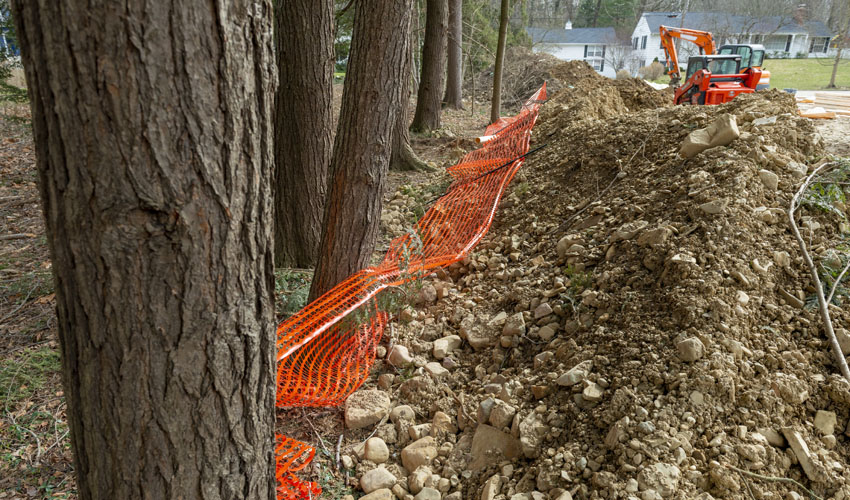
[
  {"x1": 0, "y1": 347, "x2": 61, "y2": 406},
  {"x1": 274, "y1": 268, "x2": 312, "y2": 319},
  {"x1": 762, "y1": 57, "x2": 850, "y2": 90}
]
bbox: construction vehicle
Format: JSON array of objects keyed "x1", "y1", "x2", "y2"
[{"x1": 659, "y1": 25, "x2": 766, "y2": 105}]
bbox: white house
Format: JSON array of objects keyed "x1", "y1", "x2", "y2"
[
  {"x1": 527, "y1": 22, "x2": 618, "y2": 78},
  {"x1": 630, "y1": 11, "x2": 834, "y2": 68}
]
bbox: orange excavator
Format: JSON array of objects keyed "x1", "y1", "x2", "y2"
[{"x1": 659, "y1": 25, "x2": 768, "y2": 105}]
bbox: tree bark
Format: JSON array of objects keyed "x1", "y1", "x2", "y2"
[
  {"x1": 309, "y1": 0, "x2": 413, "y2": 301},
  {"x1": 491, "y1": 0, "x2": 510, "y2": 124},
  {"x1": 410, "y1": 0, "x2": 448, "y2": 132},
  {"x1": 274, "y1": 0, "x2": 334, "y2": 267},
  {"x1": 392, "y1": 25, "x2": 432, "y2": 172},
  {"x1": 11, "y1": 1, "x2": 277, "y2": 499},
  {"x1": 828, "y1": 47, "x2": 842, "y2": 88},
  {"x1": 443, "y1": 0, "x2": 463, "y2": 109}
]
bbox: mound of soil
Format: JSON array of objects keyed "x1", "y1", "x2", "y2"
[{"x1": 343, "y1": 86, "x2": 850, "y2": 500}]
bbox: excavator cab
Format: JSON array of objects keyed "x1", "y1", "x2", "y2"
[
  {"x1": 718, "y1": 44, "x2": 770, "y2": 89},
  {"x1": 676, "y1": 54, "x2": 761, "y2": 105}
]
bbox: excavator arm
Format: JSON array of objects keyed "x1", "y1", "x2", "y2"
[{"x1": 659, "y1": 26, "x2": 717, "y2": 85}]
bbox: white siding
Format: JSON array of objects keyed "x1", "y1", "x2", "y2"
[{"x1": 532, "y1": 43, "x2": 617, "y2": 78}]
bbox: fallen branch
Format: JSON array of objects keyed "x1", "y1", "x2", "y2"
[
  {"x1": 724, "y1": 464, "x2": 823, "y2": 500},
  {"x1": 789, "y1": 161, "x2": 850, "y2": 382},
  {"x1": 0, "y1": 233, "x2": 36, "y2": 241}
]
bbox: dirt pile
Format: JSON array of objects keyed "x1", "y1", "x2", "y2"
[{"x1": 341, "y1": 88, "x2": 850, "y2": 500}]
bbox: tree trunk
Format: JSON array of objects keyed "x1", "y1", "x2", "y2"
[
  {"x1": 410, "y1": 0, "x2": 448, "y2": 132},
  {"x1": 443, "y1": 0, "x2": 463, "y2": 109},
  {"x1": 491, "y1": 0, "x2": 510, "y2": 124},
  {"x1": 828, "y1": 47, "x2": 842, "y2": 88},
  {"x1": 11, "y1": 1, "x2": 277, "y2": 499},
  {"x1": 309, "y1": 0, "x2": 413, "y2": 301},
  {"x1": 274, "y1": 0, "x2": 334, "y2": 267},
  {"x1": 393, "y1": 25, "x2": 432, "y2": 172}
]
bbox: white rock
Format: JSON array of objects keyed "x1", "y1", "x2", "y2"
[
  {"x1": 556, "y1": 360, "x2": 593, "y2": 386},
  {"x1": 699, "y1": 198, "x2": 729, "y2": 215},
  {"x1": 488, "y1": 400, "x2": 517, "y2": 429},
  {"x1": 814, "y1": 410, "x2": 837, "y2": 435},
  {"x1": 787, "y1": 161, "x2": 808, "y2": 179},
  {"x1": 345, "y1": 390, "x2": 392, "y2": 430},
  {"x1": 360, "y1": 467, "x2": 396, "y2": 493},
  {"x1": 408, "y1": 466, "x2": 432, "y2": 494},
  {"x1": 534, "y1": 302, "x2": 553, "y2": 319},
  {"x1": 414, "y1": 487, "x2": 441, "y2": 500},
  {"x1": 758, "y1": 169, "x2": 779, "y2": 190},
  {"x1": 782, "y1": 427, "x2": 827, "y2": 482},
  {"x1": 424, "y1": 362, "x2": 449, "y2": 380},
  {"x1": 583, "y1": 382, "x2": 604, "y2": 402},
  {"x1": 433, "y1": 335, "x2": 462, "y2": 360},
  {"x1": 676, "y1": 337, "x2": 705, "y2": 362},
  {"x1": 481, "y1": 474, "x2": 502, "y2": 500},
  {"x1": 401, "y1": 437, "x2": 438, "y2": 471},
  {"x1": 359, "y1": 489, "x2": 394, "y2": 500},
  {"x1": 388, "y1": 345, "x2": 414, "y2": 367},
  {"x1": 503, "y1": 312, "x2": 526, "y2": 336},
  {"x1": 835, "y1": 328, "x2": 850, "y2": 355},
  {"x1": 637, "y1": 463, "x2": 681, "y2": 497}
]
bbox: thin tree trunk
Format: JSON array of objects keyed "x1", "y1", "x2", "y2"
[
  {"x1": 411, "y1": 0, "x2": 448, "y2": 132},
  {"x1": 274, "y1": 0, "x2": 334, "y2": 267},
  {"x1": 10, "y1": 1, "x2": 277, "y2": 499},
  {"x1": 443, "y1": 0, "x2": 463, "y2": 109},
  {"x1": 309, "y1": 0, "x2": 414, "y2": 301},
  {"x1": 491, "y1": 0, "x2": 510, "y2": 124},
  {"x1": 828, "y1": 47, "x2": 842, "y2": 88},
  {"x1": 392, "y1": 29, "x2": 433, "y2": 172}
]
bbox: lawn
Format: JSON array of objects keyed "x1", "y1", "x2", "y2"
[{"x1": 763, "y1": 57, "x2": 850, "y2": 90}]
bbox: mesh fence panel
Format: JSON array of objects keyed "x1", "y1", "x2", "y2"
[{"x1": 274, "y1": 84, "x2": 546, "y2": 499}]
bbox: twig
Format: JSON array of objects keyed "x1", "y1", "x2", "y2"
[
  {"x1": 724, "y1": 464, "x2": 823, "y2": 500},
  {"x1": 359, "y1": 413, "x2": 389, "y2": 446},
  {"x1": 0, "y1": 233, "x2": 35, "y2": 241},
  {"x1": 826, "y1": 258, "x2": 850, "y2": 305},
  {"x1": 789, "y1": 161, "x2": 850, "y2": 382},
  {"x1": 0, "y1": 283, "x2": 38, "y2": 325},
  {"x1": 300, "y1": 409, "x2": 331, "y2": 458},
  {"x1": 335, "y1": 433, "x2": 343, "y2": 471}
]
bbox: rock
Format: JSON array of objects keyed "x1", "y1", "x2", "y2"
[
  {"x1": 556, "y1": 360, "x2": 593, "y2": 387},
  {"x1": 488, "y1": 400, "x2": 517, "y2": 429},
  {"x1": 359, "y1": 489, "x2": 394, "y2": 500},
  {"x1": 360, "y1": 467, "x2": 396, "y2": 493},
  {"x1": 503, "y1": 312, "x2": 526, "y2": 336},
  {"x1": 402, "y1": 437, "x2": 438, "y2": 471},
  {"x1": 771, "y1": 373, "x2": 809, "y2": 404},
  {"x1": 417, "y1": 284, "x2": 437, "y2": 305},
  {"x1": 557, "y1": 235, "x2": 582, "y2": 259},
  {"x1": 408, "y1": 466, "x2": 432, "y2": 494},
  {"x1": 680, "y1": 128, "x2": 712, "y2": 158},
  {"x1": 611, "y1": 220, "x2": 649, "y2": 242},
  {"x1": 758, "y1": 428, "x2": 786, "y2": 447},
  {"x1": 345, "y1": 390, "x2": 392, "y2": 430},
  {"x1": 637, "y1": 463, "x2": 681, "y2": 497},
  {"x1": 814, "y1": 410, "x2": 837, "y2": 435},
  {"x1": 481, "y1": 474, "x2": 502, "y2": 500},
  {"x1": 787, "y1": 161, "x2": 808, "y2": 179},
  {"x1": 478, "y1": 398, "x2": 495, "y2": 423},
  {"x1": 414, "y1": 487, "x2": 441, "y2": 500},
  {"x1": 433, "y1": 335, "x2": 462, "y2": 360},
  {"x1": 424, "y1": 362, "x2": 449, "y2": 380},
  {"x1": 782, "y1": 427, "x2": 827, "y2": 482},
  {"x1": 637, "y1": 226, "x2": 672, "y2": 247},
  {"x1": 554, "y1": 492, "x2": 573, "y2": 500},
  {"x1": 680, "y1": 114, "x2": 739, "y2": 158},
  {"x1": 377, "y1": 373, "x2": 394, "y2": 390},
  {"x1": 469, "y1": 424, "x2": 522, "y2": 470},
  {"x1": 389, "y1": 345, "x2": 414, "y2": 367},
  {"x1": 778, "y1": 288, "x2": 804, "y2": 309},
  {"x1": 364, "y1": 437, "x2": 390, "y2": 463},
  {"x1": 460, "y1": 316, "x2": 495, "y2": 351},
  {"x1": 758, "y1": 169, "x2": 779, "y2": 190},
  {"x1": 519, "y1": 412, "x2": 548, "y2": 458},
  {"x1": 582, "y1": 382, "x2": 604, "y2": 402},
  {"x1": 676, "y1": 337, "x2": 705, "y2": 362},
  {"x1": 698, "y1": 198, "x2": 728, "y2": 215},
  {"x1": 390, "y1": 405, "x2": 415, "y2": 424},
  {"x1": 753, "y1": 115, "x2": 778, "y2": 127},
  {"x1": 431, "y1": 411, "x2": 457, "y2": 437},
  {"x1": 533, "y1": 302, "x2": 553, "y2": 319},
  {"x1": 537, "y1": 323, "x2": 558, "y2": 341}
]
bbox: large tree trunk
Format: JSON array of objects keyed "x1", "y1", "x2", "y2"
[
  {"x1": 11, "y1": 1, "x2": 277, "y2": 499},
  {"x1": 443, "y1": 0, "x2": 463, "y2": 109},
  {"x1": 491, "y1": 0, "x2": 510, "y2": 124},
  {"x1": 410, "y1": 0, "x2": 448, "y2": 132},
  {"x1": 274, "y1": 0, "x2": 334, "y2": 267},
  {"x1": 392, "y1": 26, "x2": 432, "y2": 172},
  {"x1": 309, "y1": 0, "x2": 413, "y2": 301}
]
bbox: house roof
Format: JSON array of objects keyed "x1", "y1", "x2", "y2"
[
  {"x1": 527, "y1": 26, "x2": 617, "y2": 45},
  {"x1": 641, "y1": 11, "x2": 832, "y2": 38}
]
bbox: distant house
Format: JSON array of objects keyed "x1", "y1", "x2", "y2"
[
  {"x1": 630, "y1": 11, "x2": 833, "y2": 67},
  {"x1": 527, "y1": 22, "x2": 618, "y2": 78}
]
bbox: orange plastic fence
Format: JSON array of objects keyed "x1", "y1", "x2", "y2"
[{"x1": 274, "y1": 84, "x2": 547, "y2": 499}]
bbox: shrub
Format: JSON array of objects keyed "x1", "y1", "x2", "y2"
[
  {"x1": 638, "y1": 61, "x2": 666, "y2": 81},
  {"x1": 616, "y1": 69, "x2": 632, "y2": 80}
]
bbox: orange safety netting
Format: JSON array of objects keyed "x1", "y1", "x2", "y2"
[{"x1": 274, "y1": 84, "x2": 547, "y2": 499}]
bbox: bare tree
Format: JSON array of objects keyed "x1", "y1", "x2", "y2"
[
  {"x1": 411, "y1": 0, "x2": 448, "y2": 132},
  {"x1": 604, "y1": 40, "x2": 635, "y2": 73},
  {"x1": 310, "y1": 0, "x2": 414, "y2": 300},
  {"x1": 11, "y1": 0, "x2": 277, "y2": 498},
  {"x1": 443, "y1": 0, "x2": 464, "y2": 109},
  {"x1": 274, "y1": 0, "x2": 334, "y2": 267},
  {"x1": 491, "y1": 0, "x2": 510, "y2": 124}
]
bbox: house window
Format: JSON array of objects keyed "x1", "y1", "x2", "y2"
[
  {"x1": 633, "y1": 37, "x2": 639, "y2": 49},
  {"x1": 809, "y1": 36, "x2": 829, "y2": 53},
  {"x1": 584, "y1": 44, "x2": 606, "y2": 72},
  {"x1": 764, "y1": 34, "x2": 791, "y2": 52},
  {"x1": 641, "y1": 35, "x2": 647, "y2": 49},
  {"x1": 586, "y1": 45, "x2": 604, "y2": 58}
]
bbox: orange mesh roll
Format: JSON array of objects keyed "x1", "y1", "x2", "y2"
[{"x1": 275, "y1": 84, "x2": 546, "y2": 499}]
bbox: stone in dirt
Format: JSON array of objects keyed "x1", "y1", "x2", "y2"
[
  {"x1": 637, "y1": 463, "x2": 681, "y2": 497},
  {"x1": 488, "y1": 399, "x2": 517, "y2": 429},
  {"x1": 360, "y1": 466, "x2": 396, "y2": 493},
  {"x1": 582, "y1": 382, "x2": 604, "y2": 402},
  {"x1": 461, "y1": 315, "x2": 496, "y2": 350},
  {"x1": 345, "y1": 390, "x2": 392, "y2": 430},
  {"x1": 556, "y1": 360, "x2": 593, "y2": 386},
  {"x1": 402, "y1": 436, "x2": 438, "y2": 471},
  {"x1": 782, "y1": 427, "x2": 828, "y2": 482},
  {"x1": 433, "y1": 335, "x2": 462, "y2": 359},
  {"x1": 388, "y1": 345, "x2": 414, "y2": 367},
  {"x1": 814, "y1": 410, "x2": 837, "y2": 435},
  {"x1": 408, "y1": 465, "x2": 432, "y2": 494},
  {"x1": 758, "y1": 169, "x2": 779, "y2": 190},
  {"x1": 519, "y1": 412, "x2": 549, "y2": 458},
  {"x1": 680, "y1": 113, "x2": 739, "y2": 158},
  {"x1": 359, "y1": 489, "x2": 394, "y2": 500},
  {"x1": 469, "y1": 424, "x2": 522, "y2": 470},
  {"x1": 503, "y1": 312, "x2": 526, "y2": 336},
  {"x1": 481, "y1": 474, "x2": 502, "y2": 500},
  {"x1": 365, "y1": 437, "x2": 390, "y2": 463},
  {"x1": 414, "y1": 487, "x2": 441, "y2": 500},
  {"x1": 676, "y1": 337, "x2": 705, "y2": 362},
  {"x1": 835, "y1": 328, "x2": 850, "y2": 355}
]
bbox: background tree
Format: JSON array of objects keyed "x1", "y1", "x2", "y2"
[
  {"x1": 310, "y1": 0, "x2": 414, "y2": 300},
  {"x1": 10, "y1": 0, "x2": 277, "y2": 498},
  {"x1": 0, "y1": 0, "x2": 16, "y2": 81},
  {"x1": 411, "y1": 0, "x2": 448, "y2": 132},
  {"x1": 443, "y1": 0, "x2": 463, "y2": 109},
  {"x1": 274, "y1": 0, "x2": 334, "y2": 267},
  {"x1": 491, "y1": 0, "x2": 510, "y2": 124},
  {"x1": 392, "y1": 27, "x2": 433, "y2": 172}
]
